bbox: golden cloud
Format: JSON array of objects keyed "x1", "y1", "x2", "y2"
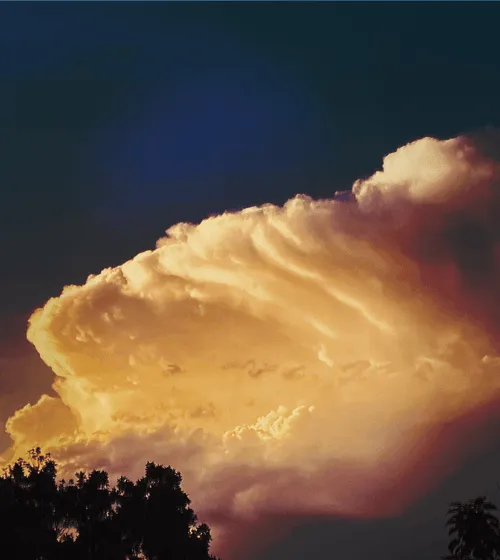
[{"x1": 3, "y1": 134, "x2": 500, "y2": 557}]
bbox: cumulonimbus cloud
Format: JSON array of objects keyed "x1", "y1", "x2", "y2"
[{"x1": 3, "y1": 133, "x2": 500, "y2": 557}]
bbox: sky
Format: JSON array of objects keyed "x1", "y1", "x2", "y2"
[{"x1": 3, "y1": 2, "x2": 500, "y2": 559}]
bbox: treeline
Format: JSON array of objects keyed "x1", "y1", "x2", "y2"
[
  {"x1": 0, "y1": 448, "x2": 218, "y2": 560},
  {"x1": 4, "y1": 446, "x2": 500, "y2": 560}
]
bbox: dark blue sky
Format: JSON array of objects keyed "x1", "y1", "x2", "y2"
[
  {"x1": 3, "y1": 2, "x2": 500, "y2": 312},
  {"x1": 2, "y1": 3, "x2": 500, "y2": 559},
  {"x1": 4, "y1": 2, "x2": 500, "y2": 313}
]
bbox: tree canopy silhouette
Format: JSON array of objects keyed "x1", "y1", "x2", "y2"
[
  {"x1": 0, "y1": 447, "x2": 219, "y2": 560},
  {"x1": 443, "y1": 496, "x2": 500, "y2": 560}
]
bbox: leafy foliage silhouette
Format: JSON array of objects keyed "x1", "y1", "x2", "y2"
[
  {"x1": 0, "y1": 447, "x2": 219, "y2": 560},
  {"x1": 443, "y1": 496, "x2": 500, "y2": 560}
]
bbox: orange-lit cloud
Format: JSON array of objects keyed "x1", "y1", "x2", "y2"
[{"x1": 3, "y1": 133, "x2": 500, "y2": 557}]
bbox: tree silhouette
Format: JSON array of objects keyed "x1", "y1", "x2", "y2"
[
  {"x1": 444, "y1": 496, "x2": 500, "y2": 560},
  {"x1": 0, "y1": 447, "x2": 219, "y2": 560},
  {"x1": 0, "y1": 447, "x2": 60, "y2": 559}
]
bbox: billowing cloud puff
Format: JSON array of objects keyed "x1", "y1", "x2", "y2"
[{"x1": 3, "y1": 134, "x2": 500, "y2": 557}]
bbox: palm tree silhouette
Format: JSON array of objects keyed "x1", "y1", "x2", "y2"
[{"x1": 444, "y1": 496, "x2": 500, "y2": 560}]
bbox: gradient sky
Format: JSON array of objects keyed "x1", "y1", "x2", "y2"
[{"x1": 3, "y1": 3, "x2": 500, "y2": 559}]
